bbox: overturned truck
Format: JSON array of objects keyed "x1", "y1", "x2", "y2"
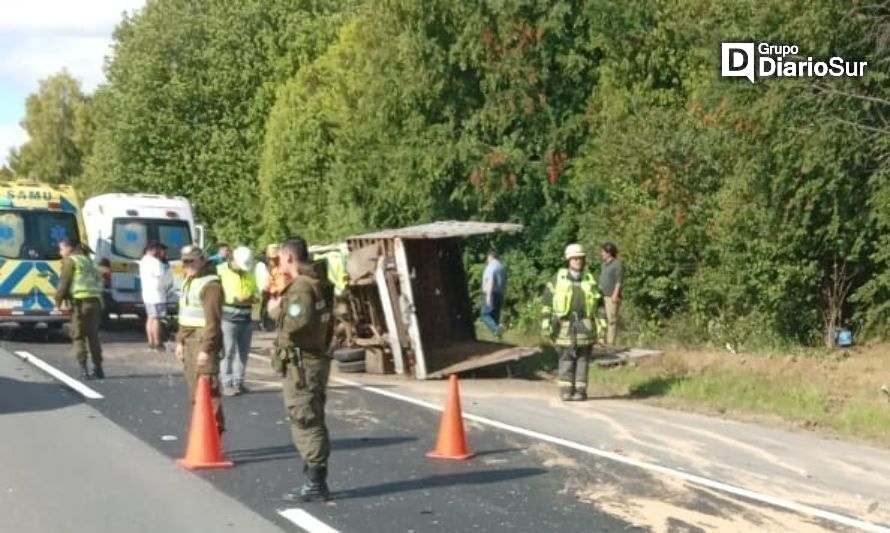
[{"x1": 332, "y1": 221, "x2": 540, "y2": 379}]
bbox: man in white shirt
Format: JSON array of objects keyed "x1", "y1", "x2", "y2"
[{"x1": 139, "y1": 241, "x2": 172, "y2": 351}]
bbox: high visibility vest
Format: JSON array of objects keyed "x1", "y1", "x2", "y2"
[
  {"x1": 314, "y1": 251, "x2": 348, "y2": 296},
  {"x1": 217, "y1": 264, "x2": 258, "y2": 306},
  {"x1": 70, "y1": 254, "x2": 102, "y2": 300},
  {"x1": 541, "y1": 268, "x2": 601, "y2": 347},
  {"x1": 178, "y1": 274, "x2": 218, "y2": 328},
  {"x1": 550, "y1": 268, "x2": 599, "y2": 318}
]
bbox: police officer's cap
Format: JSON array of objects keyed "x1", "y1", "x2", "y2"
[{"x1": 181, "y1": 245, "x2": 205, "y2": 262}]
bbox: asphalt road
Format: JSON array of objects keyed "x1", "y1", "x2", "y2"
[{"x1": 1, "y1": 323, "x2": 887, "y2": 533}]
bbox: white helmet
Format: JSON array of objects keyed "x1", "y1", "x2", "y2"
[
  {"x1": 232, "y1": 246, "x2": 254, "y2": 271},
  {"x1": 564, "y1": 243, "x2": 586, "y2": 260}
]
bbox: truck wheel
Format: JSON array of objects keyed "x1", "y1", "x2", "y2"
[
  {"x1": 333, "y1": 347, "x2": 365, "y2": 363},
  {"x1": 337, "y1": 360, "x2": 366, "y2": 373}
]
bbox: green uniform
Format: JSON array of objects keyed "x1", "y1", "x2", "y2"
[
  {"x1": 272, "y1": 265, "x2": 334, "y2": 470},
  {"x1": 542, "y1": 268, "x2": 601, "y2": 398},
  {"x1": 55, "y1": 252, "x2": 103, "y2": 368},
  {"x1": 176, "y1": 271, "x2": 225, "y2": 431}
]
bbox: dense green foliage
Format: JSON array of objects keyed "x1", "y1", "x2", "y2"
[
  {"x1": 6, "y1": 71, "x2": 93, "y2": 184},
  {"x1": 8, "y1": 0, "x2": 889, "y2": 347}
]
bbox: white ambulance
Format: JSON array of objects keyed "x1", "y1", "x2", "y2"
[{"x1": 82, "y1": 194, "x2": 204, "y2": 321}]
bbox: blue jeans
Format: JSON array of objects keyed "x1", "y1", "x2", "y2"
[
  {"x1": 481, "y1": 292, "x2": 504, "y2": 335},
  {"x1": 220, "y1": 319, "x2": 253, "y2": 388}
]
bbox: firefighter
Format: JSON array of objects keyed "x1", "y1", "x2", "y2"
[{"x1": 541, "y1": 244, "x2": 602, "y2": 401}]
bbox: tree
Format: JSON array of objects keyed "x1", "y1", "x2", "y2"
[
  {"x1": 10, "y1": 71, "x2": 92, "y2": 184},
  {"x1": 84, "y1": 0, "x2": 354, "y2": 244}
]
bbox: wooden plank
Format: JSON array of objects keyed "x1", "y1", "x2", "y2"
[
  {"x1": 595, "y1": 348, "x2": 664, "y2": 367},
  {"x1": 374, "y1": 256, "x2": 404, "y2": 375},
  {"x1": 427, "y1": 345, "x2": 542, "y2": 379},
  {"x1": 394, "y1": 238, "x2": 427, "y2": 379}
]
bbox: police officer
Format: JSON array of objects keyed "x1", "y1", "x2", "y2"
[
  {"x1": 55, "y1": 238, "x2": 104, "y2": 380},
  {"x1": 175, "y1": 245, "x2": 226, "y2": 432},
  {"x1": 268, "y1": 237, "x2": 334, "y2": 502},
  {"x1": 542, "y1": 244, "x2": 602, "y2": 401}
]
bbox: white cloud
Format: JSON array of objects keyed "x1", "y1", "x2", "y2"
[
  {"x1": 0, "y1": 35, "x2": 113, "y2": 92},
  {"x1": 0, "y1": 0, "x2": 144, "y2": 32},
  {"x1": 0, "y1": 123, "x2": 28, "y2": 164},
  {"x1": 0, "y1": 1, "x2": 146, "y2": 163}
]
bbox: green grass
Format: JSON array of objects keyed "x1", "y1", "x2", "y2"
[
  {"x1": 832, "y1": 399, "x2": 890, "y2": 442},
  {"x1": 476, "y1": 321, "x2": 890, "y2": 445},
  {"x1": 588, "y1": 363, "x2": 890, "y2": 444}
]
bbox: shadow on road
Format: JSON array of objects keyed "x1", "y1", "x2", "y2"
[
  {"x1": 227, "y1": 436, "x2": 420, "y2": 465},
  {"x1": 474, "y1": 448, "x2": 520, "y2": 457},
  {"x1": 0, "y1": 376, "x2": 82, "y2": 415},
  {"x1": 102, "y1": 372, "x2": 184, "y2": 381},
  {"x1": 0, "y1": 326, "x2": 69, "y2": 344},
  {"x1": 333, "y1": 467, "x2": 547, "y2": 500},
  {"x1": 628, "y1": 375, "x2": 687, "y2": 398}
]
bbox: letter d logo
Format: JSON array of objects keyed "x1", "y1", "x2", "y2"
[{"x1": 721, "y1": 42, "x2": 755, "y2": 83}]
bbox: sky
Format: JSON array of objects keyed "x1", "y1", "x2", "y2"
[{"x1": 0, "y1": 0, "x2": 145, "y2": 165}]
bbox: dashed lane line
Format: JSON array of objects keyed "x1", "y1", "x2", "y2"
[
  {"x1": 278, "y1": 508, "x2": 340, "y2": 533},
  {"x1": 252, "y1": 351, "x2": 890, "y2": 532},
  {"x1": 332, "y1": 376, "x2": 890, "y2": 533},
  {"x1": 9, "y1": 349, "x2": 336, "y2": 533},
  {"x1": 12, "y1": 350, "x2": 104, "y2": 400}
]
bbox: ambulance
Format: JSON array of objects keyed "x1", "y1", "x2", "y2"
[
  {"x1": 0, "y1": 180, "x2": 87, "y2": 328},
  {"x1": 82, "y1": 194, "x2": 204, "y2": 321}
]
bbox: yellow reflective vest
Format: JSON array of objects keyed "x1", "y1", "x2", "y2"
[
  {"x1": 70, "y1": 254, "x2": 102, "y2": 300},
  {"x1": 313, "y1": 249, "x2": 348, "y2": 297},
  {"x1": 217, "y1": 264, "x2": 258, "y2": 306},
  {"x1": 178, "y1": 274, "x2": 218, "y2": 328},
  {"x1": 541, "y1": 268, "x2": 601, "y2": 346}
]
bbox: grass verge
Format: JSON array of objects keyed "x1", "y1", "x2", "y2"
[
  {"x1": 587, "y1": 348, "x2": 890, "y2": 445},
  {"x1": 479, "y1": 324, "x2": 890, "y2": 445}
]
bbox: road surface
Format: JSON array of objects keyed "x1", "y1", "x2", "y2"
[{"x1": 1, "y1": 324, "x2": 888, "y2": 532}]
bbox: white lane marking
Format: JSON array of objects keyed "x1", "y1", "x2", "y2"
[
  {"x1": 278, "y1": 508, "x2": 339, "y2": 533},
  {"x1": 333, "y1": 377, "x2": 890, "y2": 533},
  {"x1": 13, "y1": 350, "x2": 104, "y2": 400}
]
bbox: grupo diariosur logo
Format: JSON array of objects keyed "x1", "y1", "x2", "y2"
[{"x1": 721, "y1": 42, "x2": 868, "y2": 83}]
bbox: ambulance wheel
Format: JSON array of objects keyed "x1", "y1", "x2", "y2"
[
  {"x1": 337, "y1": 360, "x2": 366, "y2": 373},
  {"x1": 333, "y1": 347, "x2": 365, "y2": 363},
  {"x1": 100, "y1": 312, "x2": 113, "y2": 330}
]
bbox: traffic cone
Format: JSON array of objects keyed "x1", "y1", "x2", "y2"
[
  {"x1": 426, "y1": 374, "x2": 476, "y2": 461},
  {"x1": 176, "y1": 375, "x2": 233, "y2": 470}
]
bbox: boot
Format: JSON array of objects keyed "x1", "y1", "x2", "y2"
[
  {"x1": 92, "y1": 364, "x2": 105, "y2": 380},
  {"x1": 79, "y1": 362, "x2": 90, "y2": 380},
  {"x1": 283, "y1": 466, "x2": 330, "y2": 502}
]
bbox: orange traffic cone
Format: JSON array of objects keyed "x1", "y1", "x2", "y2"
[
  {"x1": 426, "y1": 374, "x2": 476, "y2": 461},
  {"x1": 176, "y1": 375, "x2": 233, "y2": 470}
]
